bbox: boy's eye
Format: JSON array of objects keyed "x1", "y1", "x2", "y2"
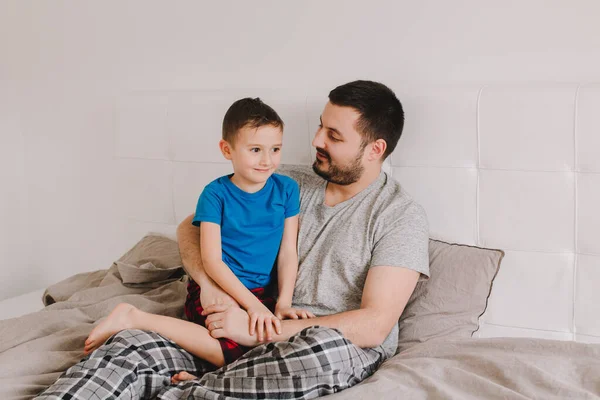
[
  {"x1": 250, "y1": 148, "x2": 260, "y2": 153},
  {"x1": 272, "y1": 148, "x2": 281, "y2": 153}
]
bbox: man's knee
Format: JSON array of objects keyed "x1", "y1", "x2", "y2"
[
  {"x1": 292, "y1": 325, "x2": 347, "y2": 345},
  {"x1": 105, "y1": 328, "x2": 170, "y2": 350}
]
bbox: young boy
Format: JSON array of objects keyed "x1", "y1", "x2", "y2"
[{"x1": 84, "y1": 97, "x2": 314, "y2": 369}]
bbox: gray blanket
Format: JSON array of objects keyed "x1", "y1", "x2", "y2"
[
  {"x1": 0, "y1": 235, "x2": 188, "y2": 399},
  {"x1": 1, "y1": 235, "x2": 599, "y2": 399}
]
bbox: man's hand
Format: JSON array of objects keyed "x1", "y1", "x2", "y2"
[
  {"x1": 204, "y1": 304, "x2": 260, "y2": 347},
  {"x1": 275, "y1": 304, "x2": 315, "y2": 320},
  {"x1": 199, "y1": 279, "x2": 239, "y2": 312}
]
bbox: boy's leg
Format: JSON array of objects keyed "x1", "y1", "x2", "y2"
[
  {"x1": 35, "y1": 329, "x2": 215, "y2": 399},
  {"x1": 86, "y1": 303, "x2": 225, "y2": 367}
]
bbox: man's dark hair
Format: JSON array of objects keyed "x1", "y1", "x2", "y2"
[
  {"x1": 328, "y1": 80, "x2": 404, "y2": 160},
  {"x1": 222, "y1": 98, "x2": 284, "y2": 146}
]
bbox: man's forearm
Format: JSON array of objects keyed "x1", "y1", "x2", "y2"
[
  {"x1": 272, "y1": 308, "x2": 389, "y2": 348},
  {"x1": 177, "y1": 214, "x2": 210, "y2": 285}
]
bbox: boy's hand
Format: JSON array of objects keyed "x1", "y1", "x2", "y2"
[
  {"x1": 246, "y1": 304, "x2": 281, "y2": 342},
  {"x1": 275, "y1": 304, "x2": 316, "y2": 320}
]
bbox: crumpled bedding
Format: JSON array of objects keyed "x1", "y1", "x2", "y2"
[{"x1": 1, "y1": 235, "x2": 598, "y2": 400}]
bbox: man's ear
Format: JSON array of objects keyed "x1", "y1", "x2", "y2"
[
  {"x1": 368, "y1": 139, "x2": 387, "y2": 162},
  {"x1": 219, "y1": 139, "x2": 233, "y2": 160}
]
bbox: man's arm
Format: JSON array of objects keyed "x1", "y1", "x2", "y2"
[
  {"x1": 206, "y1": 265, "x2": 419, "y2": 347},
  {"x1": 177, "y1": 214, "x2": 238, "y2": 307}
]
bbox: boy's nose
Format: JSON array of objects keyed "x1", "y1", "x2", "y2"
[{"x1": 259, "y1": 153, "x2": 271, "y2": 166}]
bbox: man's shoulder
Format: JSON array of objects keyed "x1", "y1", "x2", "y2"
[
  {"x1": 377, "y1": 173, "x2": 428, "y2": 223},
  {"x1": 276, "y1": 164, "x2": 322, "y2": 189}
]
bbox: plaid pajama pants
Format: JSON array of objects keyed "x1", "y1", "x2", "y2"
[{"x1": 35, "y1": 326, "x2": 384, "y2": 399}]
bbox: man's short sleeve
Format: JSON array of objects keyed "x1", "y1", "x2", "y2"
[
  {"x1": 192, "y1": 185, "x2": 223, "y2": 226},
  {"x1": 285, "y1": 179, "x2": 300, "y2": 218},
  {"x1": 370, "y1": 202, "x2": 430, "y2": 279}
]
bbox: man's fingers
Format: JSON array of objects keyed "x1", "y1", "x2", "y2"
[
  {"x1": 210, "y1": 328, "x2": 225, "y2": 339},
  {"x1": 205, "y1": 313, "x2": 222, "y2": 326},
  {"x1": 202, "y1": 303, "x2": 230, "y2": 315},
  {"x1": 308, "y1": 311, "x2": 316, "y2": 318}
]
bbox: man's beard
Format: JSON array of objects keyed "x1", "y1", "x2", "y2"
[{"x1": 312, "y1": 147, "x2": 365, "y2": 186}]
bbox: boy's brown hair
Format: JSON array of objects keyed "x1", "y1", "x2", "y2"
[{"x1": 222, "y1": 98, "x2": 284, "y2": 146}]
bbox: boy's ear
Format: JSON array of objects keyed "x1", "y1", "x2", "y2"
[{"x1": 219, "y1": 139, "x2": 233, "y2": 160}]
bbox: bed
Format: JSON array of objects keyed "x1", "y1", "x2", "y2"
[
  {"x1": 2, "y1": 84, "x2": 600, "y2": 399},
  {"x1": 1, "y1": 234, "x2": 598, "y2": 399}
]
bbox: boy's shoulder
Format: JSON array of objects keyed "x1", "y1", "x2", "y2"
[
  {"x1": 270, "y1": 172, "x2": 299, "y2": 189},
  {"x1": 201, "y1": 174, "x2": 230, "y2": 194}
]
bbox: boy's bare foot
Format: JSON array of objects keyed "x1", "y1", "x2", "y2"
[
  {"x1": 84, "y1": 303, "x2": 136, "y2": 355},
  {"x1": 171, "y1": 371, "x2": 198, "y2": 384}
]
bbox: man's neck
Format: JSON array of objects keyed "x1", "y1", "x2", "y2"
[{"x1": 324, "y1": 166, "x2": 382, "y2": 207}]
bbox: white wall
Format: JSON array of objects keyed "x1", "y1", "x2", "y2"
[{"x1": 1, "y1": 0, "x2": 600, "y2": 300}]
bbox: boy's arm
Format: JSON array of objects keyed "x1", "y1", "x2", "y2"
[
  {"x1": 205, "y1": 265, "x2": 419, "y2": 348},
  {"x1": 177, "y1": 214, "x2": 238, "y2": 307},
  {"x1": 273, "y1": 215, "x2": 315, "y2": 319},
  {"x1": 275, "y1": 215, "x2": 299, "y2": 307},
  {"x1": 201, "y1": 221, "x2": 282, "y2": 340}
]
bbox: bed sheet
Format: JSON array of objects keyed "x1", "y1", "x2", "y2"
[{"x1": 0, "y1": 289, "x2": 45, "y2": 321}]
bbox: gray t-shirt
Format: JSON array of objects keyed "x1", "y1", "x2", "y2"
[{"x1": 278, "y1": 165, "x2": 429, "y2": 358}]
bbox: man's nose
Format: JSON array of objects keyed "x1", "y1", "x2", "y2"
[{"x1": 312, "y1": 127, "x2": 325, "y2": 149}]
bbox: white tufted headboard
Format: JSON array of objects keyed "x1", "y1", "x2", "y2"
[{"x1": 113, "y1": 84, "x2": 600, "y2": 344}]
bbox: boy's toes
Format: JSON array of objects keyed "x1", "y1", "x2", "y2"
[{"x1": 172, "y1": 371, "x2": 197, "y2": 383}]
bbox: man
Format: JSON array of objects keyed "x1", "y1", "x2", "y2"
[
  {"x1": 36, "y1": 80, "x2": 429, "y2": 399},
  {"x1": 174, "y1": 80, "x2": 429, "y2": 390}
]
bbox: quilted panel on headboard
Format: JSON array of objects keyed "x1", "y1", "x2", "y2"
[{"x1": 113, "y1": 84, "x2": 600, "y2": 344}]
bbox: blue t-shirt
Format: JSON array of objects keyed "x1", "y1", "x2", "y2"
[{"x1": 192, "y1": 173, "x2": 300, "y2": 290}]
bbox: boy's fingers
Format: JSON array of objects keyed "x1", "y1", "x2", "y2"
[
  {"x1": 274, "y1": 317, "x2": 282, "y2": 335},
  {"x1": 249, "y1": 315, "x2": 257, "y2": 335},
  {"x1": 257, "y1": 317, "x2": 265, "y2": 341},
  {"x1": 264, "y1": 319, "x2": 273, "y2": 341}
]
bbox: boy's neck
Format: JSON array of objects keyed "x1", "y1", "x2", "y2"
[{"x1": 229, "y1": 174, "x2": 267, "y2": 194}]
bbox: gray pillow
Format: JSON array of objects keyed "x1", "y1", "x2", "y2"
[{"x1": 397, "y1": 239, "x2": 504, "y2": 353}]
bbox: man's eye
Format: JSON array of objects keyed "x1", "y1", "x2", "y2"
[{"x1": 328, "y1": 133, "x2": 340, "y2": 142}]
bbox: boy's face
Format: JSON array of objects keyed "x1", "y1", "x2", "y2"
[
  {"x1": 311, "y1": 101, "x2": 368, "y2": 185},
  {"x1": 220, "y1": 124, "x2": 283, "y2": 187}
]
